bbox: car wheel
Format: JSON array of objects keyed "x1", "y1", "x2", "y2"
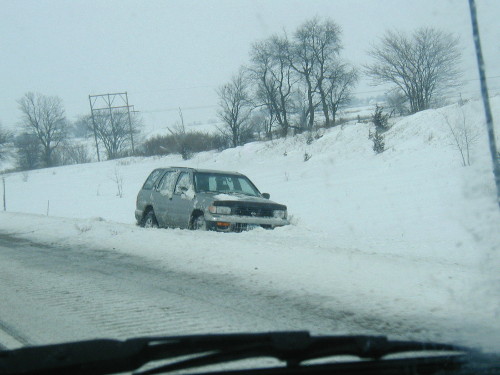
[
  {"x1": 191, "y1": 214, "x2": 207, "y2": 231},
  {"x1": 143, "y1": 210, "x2": 159, "y2": 228}
]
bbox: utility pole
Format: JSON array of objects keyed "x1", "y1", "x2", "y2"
[
  {"x1": 125, "y1": 92, "x2": 135, "y2": 154},
  {"x1": 88, "y1": 92, "x2": 137, "y2": 160},
  {"x1": 469, "y1": 0, "x2": 500, "y2": 209},
  {"x1": 88, "y1": 95, "x2": 101, "y2": 162}
]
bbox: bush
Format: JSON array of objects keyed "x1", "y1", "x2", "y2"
[
  {"x1": 140, "y1": 131, "x2": 229, "y2": 158},
  {"x1": 0, "y1": 125, "x2": 13, "y2": 161},
  {"x1": 372, "y1": 130, "x2": 385, "y2": 154},
  {"x1": 54, "y1": 143, "x2": 92, "y2": 165},
  {"x1": 15, "y1": 133, "x2": 42, "y2": 170},
  {"x1": 386, "y1": 91, "x2": 409, "y2": 116},
  {"x1": 372, "y1": 104, "x2": 390, "y2": 131}
]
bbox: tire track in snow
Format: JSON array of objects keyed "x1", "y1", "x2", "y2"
[
  {"x1": 0, "y1": 234, "x2": 332, "y2": 346},
  {"x1": 0, "y1": 233, "x2": 485, "y2": 351}
]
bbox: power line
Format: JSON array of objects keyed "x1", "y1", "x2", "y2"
[
  {"x1": 137, "y1": 87, "x2": 500, "y2": 115},
  {"x1": 133, "y1": 85, "x2": 216, "y2": 95},
  {"x1": 140, "y1": 105, "x2": 218, "y2": 114},
  {"x1": 128, "y1": 73, "x2": 500, "y2": 115},
  {"x1": 127, "y1": 74, "x2": 500, "y2": 99}
]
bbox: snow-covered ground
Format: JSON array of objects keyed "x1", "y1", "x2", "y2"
[{"x1": 1, "y1": 98, "x2": 499, "y2": 350}]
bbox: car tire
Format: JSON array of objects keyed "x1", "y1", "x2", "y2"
[
  {"x1": 191, "y1": 214, "x2": 207, "y2": 231},
  {"x1": 142, "y1": 210, "x2": 159, "y2": 228}
]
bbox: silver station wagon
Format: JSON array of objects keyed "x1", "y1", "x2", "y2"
[{"x1": 135, "y1": 167, "x2": 289, "y2": 231}]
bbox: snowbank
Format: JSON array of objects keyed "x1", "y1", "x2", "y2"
[{"x1": 1, "y1": 98, "x2": 499, "y2": 350}]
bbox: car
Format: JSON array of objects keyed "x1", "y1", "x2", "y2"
[{"x1": 135, "y1": 167, "x2": 289, "y2": 231}]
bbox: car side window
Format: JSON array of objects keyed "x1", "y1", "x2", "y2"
[
  {"x1": 158, "y1": 171, "x2": 178, "y2": 195},
  {"x1": 174, "y1": 172, "x2": 191, "y2": 194},
  {"x1": 142, "y1": 169, "x2": 164, "y2": 190}
]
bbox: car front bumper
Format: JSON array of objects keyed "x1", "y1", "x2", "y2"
[{"x1": 204, "y1": 213, "x2": 289, "y2": 231}]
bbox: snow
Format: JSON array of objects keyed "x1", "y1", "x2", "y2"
[
  {"x1": 1, "y1": 98, "x2": 499, "y2": 351},
  {"x1": 214, "y1": 193, "x2": 251, "y2": 201}
]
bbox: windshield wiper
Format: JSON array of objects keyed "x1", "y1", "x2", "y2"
[{"x1": 0, "y1": 331, "x2": 497, "y2": 375}]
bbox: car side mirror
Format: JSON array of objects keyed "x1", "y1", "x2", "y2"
[{"x1": 262, "y1": 193, "x2": 270, "y2": 199}]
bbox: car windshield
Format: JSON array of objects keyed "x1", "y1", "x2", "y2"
[
  {"x1": 194, "y1": 172, "x2": 261, "y2": 196},
  {"x1": 0, "y1": 1, "x2": 499, "y2": 374}
]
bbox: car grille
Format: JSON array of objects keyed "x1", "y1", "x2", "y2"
[
  {"x1": 234, "y1": 206, "x2": 274, "y2": 217},
  {"x1": 232, "y1": 223, "x2": 272, "y2": 232}
]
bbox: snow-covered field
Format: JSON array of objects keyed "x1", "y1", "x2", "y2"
[{"x1": 1, "y1": 98, "x2": 499, "y2": 350}]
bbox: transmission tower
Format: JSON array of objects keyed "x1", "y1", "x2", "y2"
[{"x1": 88, "y1": 92, "x2": 136, "y2": 161}]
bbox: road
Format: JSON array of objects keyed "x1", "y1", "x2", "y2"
[
  {"x1": 0, "y1": 231, "x2": 496, "y2": 353},
  {"x1": 0, "y1": 233, "x2": 361, "y2": 350}
]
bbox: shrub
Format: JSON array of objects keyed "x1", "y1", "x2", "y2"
[
  {"x1": 372, "y1": 104, "x2": 390, "y2": 131},
  {"x1": 372, "y1": 130, "x2": 385, "y2": 154},
  {"x1": 54, "y1": 143, "x2": 92, "y2": 165},
  {"x1": 140, "y1": 131, "x2": 229, "y2": 157},
  {"x1": 15, "y1": 133, "x2": 42, "y2": 170}
]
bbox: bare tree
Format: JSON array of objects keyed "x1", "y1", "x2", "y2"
[
  {"x1": 288, "y1": 20, "x2": 318, "y2": 131},
  {"x1": 15, "y1": 133, "x2": 42, "y2": 170},
  {"x1": 217, "y1": 69, "x2": 254, "y2": 147},
  {"x1": 307, "y1": 18, "x2": 342, "y2": 128},
  {"x1": 0, "y1": 123, "x2": 12, "y2": 161},
  {"x1": 365, "y1": 28, "x2": 461, "y2": 114},
  {"x1": 250, "y1": 39, "x2": 277, "y2": 138},
  {"x1": 247, "y1": 18, "x2": 356, "y2": 135},
  {"x1": 288, "y1": 18, "x2": 355, "y2": 130},
  {"x1": 385, "y1": 89, "x2": 409, "y2": 116},
  {"x1": 325, "y1": 63, "x2": 358, "y2": 126},
  {"x1": 17, "y1": 92, "x2": 69, "y2": 167},
  {"x1": 443, "y1": 106, "x2": 479, "y2": 167},
  {"x1": 167, "y1": 108, "x2": 192, "y2": 160},
  {"x1": 56, "y1": 142, "x2": 91, "y2": 165},
  {"x1": 73, "y1": 115, "x2": 92, "y2": 138},
  {"x1": 250, "y1": 35, "x2": 295, "y2": 137},
  {"x1": 249, "y1": 108, "x2": 275, "y2": 139},
  {"x1": 111, "y1": 167, "x2": 124, "y2": 198},
  {"x1": 91, "y1": 110, "x2": 140, "y2": 160}
]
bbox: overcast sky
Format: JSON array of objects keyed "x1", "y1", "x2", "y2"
[{"x1": 1, "y1": 0, "x2": 499, "y2": 132}]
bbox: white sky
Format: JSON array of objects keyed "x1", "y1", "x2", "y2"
[{"x1": 1, "y1": 0, "x2": 499, "y2": 131}]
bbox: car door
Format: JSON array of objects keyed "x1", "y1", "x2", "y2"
[
  {"x1": 137, "y1": 169, "x2": 165, "y2": 214},
  {"x1": 151, "y1": 170, "x2": 179, "y2": 227},
  {"x1": 169, "y1": 171, "x2": 196, "y2": 228}
]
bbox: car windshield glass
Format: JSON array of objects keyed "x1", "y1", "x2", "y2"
[{"x1": 194, "y1": 172, "x2": 260, "y2": 196}]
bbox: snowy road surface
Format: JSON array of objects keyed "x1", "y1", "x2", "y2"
[
  {"x1": 0, "y1": 211, "x2": 498, "y2": 352},
  {"x1": 0, "y1": 233, "x2": 378, "y2": 349}
]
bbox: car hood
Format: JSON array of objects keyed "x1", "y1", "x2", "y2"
[{"x1": 210, "y1": 193, "x2": 286, "y2": 209}]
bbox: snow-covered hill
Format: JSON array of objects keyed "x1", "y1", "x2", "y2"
[{"x1": 1, "y1": 98, "x2": 499, "y2": 350}]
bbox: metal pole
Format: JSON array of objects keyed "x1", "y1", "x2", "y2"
[
  {"x1": 469, "y1": 0, "x2": 500, "y2": 209},
  {"x1": 88, "y1": 95, "x2": 101, "y2": 162},
  {"x1": 125, "y1": 92, "x2": 135, "y2": 154},
  {"x1": 107, "y1": 94, "x2": 116, "y2": 159}
]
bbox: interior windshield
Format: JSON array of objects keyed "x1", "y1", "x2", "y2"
[
  {"x1": 194, "y1": 172, "x2": 261, "y2": 196},
  {"x1": 1, "y1": 1, "x2": 499, "y2": 374}
]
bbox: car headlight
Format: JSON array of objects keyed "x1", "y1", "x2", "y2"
[
  {"x1": 208, "y1": 205, "x2": 231, "y2": 215},
  {"x1": 273, "y1": 210, "x2": 287, "y2": 219}
]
